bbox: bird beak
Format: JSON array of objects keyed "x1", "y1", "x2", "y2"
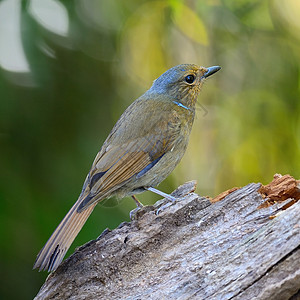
[{"x1": 203, "y1": 66, "x2": 221, "y2": 78}]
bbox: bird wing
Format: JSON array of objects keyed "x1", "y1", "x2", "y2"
[{"x1": 77, "y1": 110, "x2": 181, "y2": 211}]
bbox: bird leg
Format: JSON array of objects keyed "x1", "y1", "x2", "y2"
[
  {"x1": 145, "y1": 187, "x2": 177, "y2": 202},
  {"x1": 145, "y1": 187, "x2": 182, "y2": 215},
  {"x1": 131, "y1": 195, "x2": 144, "y2": 208}
]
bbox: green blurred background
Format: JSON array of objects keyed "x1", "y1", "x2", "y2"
[{"x1": 0, "y1": 0, "x2": 299, "y2": 298}]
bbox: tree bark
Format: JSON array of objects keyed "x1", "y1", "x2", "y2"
[{"x1": 35, "y1": 175, "x2": 300, "y2": 300}]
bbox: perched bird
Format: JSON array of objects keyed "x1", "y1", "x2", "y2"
[{"x1": 33, "y1": 63, "x2": 221, "y2": 272}]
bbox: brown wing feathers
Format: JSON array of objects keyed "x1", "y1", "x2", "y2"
[
  {"x1": 78, "y1": 135, "x2": 164, "y2": 210},
  {"x1": 78, "y1": 151, "x2": 152, "y2": 211}
]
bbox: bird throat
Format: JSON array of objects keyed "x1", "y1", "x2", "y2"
[{"x1": 170, "y1": 83, "x2": 201, "y2": 111}]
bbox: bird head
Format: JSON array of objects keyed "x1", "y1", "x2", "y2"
[{"x1": 149, "y1": 64, "x2": 221, "y2": 108}]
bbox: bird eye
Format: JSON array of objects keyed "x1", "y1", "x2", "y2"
[{"x1": 185, "y1": 74, "x2": 195, "y2": 84}]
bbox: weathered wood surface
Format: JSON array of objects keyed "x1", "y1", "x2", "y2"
[{"x1": 35, "y1": 175, "x2": 300, "y2": 300}]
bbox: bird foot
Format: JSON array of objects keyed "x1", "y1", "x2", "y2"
[
  {"x1": 130, "y1": 205, "x2": 155, "y2": 221},
  {"x1": 129, "y1": 207, "x2": 141, "y2": 220}
]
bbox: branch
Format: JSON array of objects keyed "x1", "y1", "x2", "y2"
[{"x1": 35, "y1": 175, "x2": 300, "y2": 300}]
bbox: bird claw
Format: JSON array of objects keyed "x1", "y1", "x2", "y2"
[
  {"x1": 130, "y1": 205, "x2": 155, "y2": 220},
  {"x1": 155, "y1": 202, "x2": 173, "y2": 215},
  {"x1": 130, "y1": 207, "x2": 142, "y2": 220}
]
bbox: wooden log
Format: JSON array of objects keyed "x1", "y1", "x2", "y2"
[{"x1": 35, "y1": 175, "x2": 300, "y2": 300}]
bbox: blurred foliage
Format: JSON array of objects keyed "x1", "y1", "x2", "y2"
[{"x1": 0, "y1": 0, "x2": 299, "y2": 299}]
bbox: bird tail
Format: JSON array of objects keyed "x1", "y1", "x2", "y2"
[{"x1": 33, "y1": 199, "x2": 97, "y2": 272}]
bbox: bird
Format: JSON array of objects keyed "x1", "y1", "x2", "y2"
[{"x1": 33, "y1": 63, "x2": 221, "y2": 272}]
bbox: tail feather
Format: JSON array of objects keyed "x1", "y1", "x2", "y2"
[{"x1": 33, "y1": 199, "x2": 97, "y2": 272}]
